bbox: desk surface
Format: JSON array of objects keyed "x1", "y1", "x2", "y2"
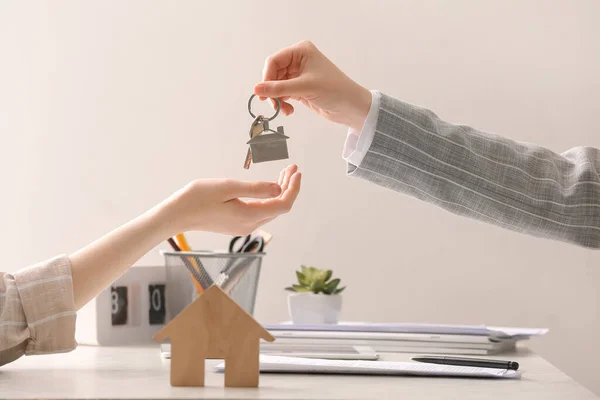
[{"x1": 0, "y1": 345, "x2": 597, "y2": 400}]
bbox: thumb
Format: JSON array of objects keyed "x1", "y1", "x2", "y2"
[
  {"x1": 224, "y1": 180, "x2": 282, "y2": 200},
  {"x1": 254, "y1": 77, "x2": 311, "y2": 99}
]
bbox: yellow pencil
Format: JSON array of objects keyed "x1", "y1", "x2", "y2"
[{"x1": 175, "y1": 233, "x2": 204, "y2": 294}]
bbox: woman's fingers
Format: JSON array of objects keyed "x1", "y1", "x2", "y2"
[
  {"x1": 224, "y1": 180, "x2": 281, "y2": 200},
  {"x1": 239, "y1": 171, "x2": 302, "y2": 220},
  {"x1": 280, "y1": 164, "x2": 298, "y2": 193}
]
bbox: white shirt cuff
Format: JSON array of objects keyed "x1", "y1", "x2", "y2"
[{"x1": 342, "y1": 90, "x2": 381, "y2": 167}]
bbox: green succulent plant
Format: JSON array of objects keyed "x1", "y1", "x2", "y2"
[{"x1": 285, "y1": 266, "x2": 345, "y2": 295}]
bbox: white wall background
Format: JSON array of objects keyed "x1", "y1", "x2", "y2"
[{"x1": 1, "y1": 0, "x2": 599, "y2": 394}]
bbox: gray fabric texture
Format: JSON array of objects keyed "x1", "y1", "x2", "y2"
[{"x1": 349, "y1": 93, "x2": 600, "y2": 249}]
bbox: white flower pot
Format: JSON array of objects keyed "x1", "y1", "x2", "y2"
[{"x1": 287, "y1": 293, "x2": 342, "y2": 325}]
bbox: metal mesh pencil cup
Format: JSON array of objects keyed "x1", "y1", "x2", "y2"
[{"x1": 163, "y1": 251, "x2": 264, "y2": 321}]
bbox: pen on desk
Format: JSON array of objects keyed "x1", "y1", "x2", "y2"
[{"x1": 412, "y1": 356, "x2": 519, "y2": 370}]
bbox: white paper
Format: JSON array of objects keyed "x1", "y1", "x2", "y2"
[
  {"x1": 487, "y1": 326, "x2": 549, "y2": 337},
  {"x1": 215, "y1": 355, "x2": 520, "y2": 379},
  {"x1": 265, "y1": 322, "x2": 548, "y2": 338}
]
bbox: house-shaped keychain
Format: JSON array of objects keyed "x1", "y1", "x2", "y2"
[{"x1": 247, "y1": 126, "x2": 289, "y2": 164}]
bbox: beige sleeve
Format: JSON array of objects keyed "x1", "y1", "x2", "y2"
[{"x1": 0, "y1": 255, "x2": 77, "y2": 366}]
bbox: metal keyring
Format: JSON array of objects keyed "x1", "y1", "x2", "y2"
[{"x1": 248, "y1": 94, "x2": 280, "y2": 121}]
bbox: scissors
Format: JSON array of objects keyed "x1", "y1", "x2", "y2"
[{"x1": 228, "y1": 234, "x2": 265, "y2": 254}]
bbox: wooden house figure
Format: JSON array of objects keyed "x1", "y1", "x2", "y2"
[
  {"x1": 153, "y1": 285, "x2": 274, "y2": 388},
  {"x1": 247, "y1": 126, "x2": 289, "y2": 163}
]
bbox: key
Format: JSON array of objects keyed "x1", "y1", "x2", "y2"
[{"x1": 243, "y1": 115, "x2": 266, "y2": 169}]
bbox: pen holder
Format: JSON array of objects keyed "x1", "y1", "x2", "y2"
[{"x1": 163, "y1": 250, "x2": 264, "y2": 321}]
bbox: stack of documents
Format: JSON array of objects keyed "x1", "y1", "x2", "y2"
[{"x1": 261, "y1": 322, "x2": 548, "y2": 356}]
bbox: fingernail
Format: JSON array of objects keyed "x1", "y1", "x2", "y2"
[{"x1": 270, "y1": 184, "x2": 282, "y2": 196}]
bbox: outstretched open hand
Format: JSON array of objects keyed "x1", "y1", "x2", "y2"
[{"x1": 167, "y1": 164, "x2": 301, "y2": 236}]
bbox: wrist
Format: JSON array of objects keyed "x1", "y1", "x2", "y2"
[
  {"x1": 147, "y1": 196, "x2": 186, "y2": 239},
  {"x1": 342, "y1": 83, "x2": 372, "y2": 132}
]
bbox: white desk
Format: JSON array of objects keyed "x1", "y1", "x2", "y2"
[{"x1": 0, "y1": 345, "x2": 597, "y2": 399}]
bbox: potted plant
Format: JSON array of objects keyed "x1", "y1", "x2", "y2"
[{"x1": 285, "y1": 266, "x2": 345, "y2": 325}]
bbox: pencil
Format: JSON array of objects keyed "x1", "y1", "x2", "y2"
[
  {"x1": 167, "y1": 237, "x2": 181, "y2": 252},
  {"x1": 168, "y1": 235, "x2": 204, "y2": 294}
]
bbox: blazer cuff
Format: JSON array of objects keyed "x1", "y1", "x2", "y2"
[{"x1": 342, "y1": 90, "x2": 381, "y2": 168}]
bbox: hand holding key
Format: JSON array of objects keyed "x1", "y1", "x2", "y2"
[
  {"x1": 254, "y1": 40, "x2": 371, "y2": 132},
  {"x1": 244, "y1": 94, "x2": 290, "y2": 169}
]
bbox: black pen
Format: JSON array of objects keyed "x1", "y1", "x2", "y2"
[{"x1": 412, "y1": 356, "x2": 519, "y2": 371}]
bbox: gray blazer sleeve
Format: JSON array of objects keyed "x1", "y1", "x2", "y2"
[{"x1": 348, "y1": 93, "x2": 600, "y2": 249}]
